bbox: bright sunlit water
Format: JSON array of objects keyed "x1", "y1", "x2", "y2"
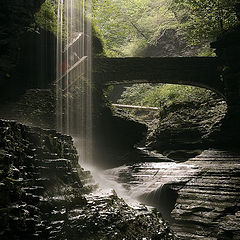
[
  {"x1": 55, "y1": 0, "x2": 141, "y2": 207},
  {"x1": 56, "y1": 0, "x2": 92, "y2": 163},
  {"x1": 55, "y1": 0, "x2": 188, "y2": 212}
]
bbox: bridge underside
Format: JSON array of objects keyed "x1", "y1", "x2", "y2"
[{"x1": 93, "y1": 57, "x2": 225, "y2": 97}]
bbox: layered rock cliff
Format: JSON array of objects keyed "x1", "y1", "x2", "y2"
[
  {"x1": 146, "y1": 93, "x2": 227, "y2": 161},
  {"x1": 171, "y1": 150, "x2": 240, "y2": 240},
  {"x1": 0, "y1": 119, "x2": 173, "y2": 240}
]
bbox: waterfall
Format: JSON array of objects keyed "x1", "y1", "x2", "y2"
[{"x1": 56, "y1": 0, "x2": 92, "y2": 163}]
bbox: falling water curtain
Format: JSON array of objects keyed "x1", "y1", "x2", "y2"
[{"x1": 56, "y1": 0, "x2": 92, "y2": 162}]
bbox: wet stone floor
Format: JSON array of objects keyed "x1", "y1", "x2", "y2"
[{"x1": 103, "y1": 149, "x2": 240, "y2": 240}]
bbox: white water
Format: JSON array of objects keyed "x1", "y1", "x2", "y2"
[
  {"x1": 55, "y1": 0, "x2": 139, "y2": 207},
  {"x1": 55, "y1": 0, "x2": 159, "y2": 210},
  {"x1": 56, "y1": 0, "x2": 92, "y2": 163},
  {"x1": 102, "y1": 155, "x2": 200, "y2": 218},
  {"x1": 80, "y1": 162, "x2": 147, "y2": 209}
]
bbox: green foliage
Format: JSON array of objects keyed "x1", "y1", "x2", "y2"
[
  {"x1": 117, "y1": 84, "x2": 153, "y2": 105},
  {"x1": 121, "y1": 38, "x2": 148, "y2": 57},
  {"x1": 34, "y1": 0, "x2": 58, "y2": 35},
  {"x1": 93, "y1": 0, "x2": 239, "y2": 56},
  {"x1": 169, "y1": 0, "x2": 239, "y2": 44},
  {"x1": 92, "y1": 0, "x2": 176, "y2": 56},
  {"x1": 118, "y1": 84, "x2": 213, "y2": 108}
]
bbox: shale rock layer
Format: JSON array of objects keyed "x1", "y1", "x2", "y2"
[
  {"x1": 171, "y1": 150, "x2": 240, "y2": 240},
  {"x1": 105, "y1": 149, "x2": 240, "y2": 239},
  {"x1": 0, "y1": 119, "x2": 173, "y2": 240}
]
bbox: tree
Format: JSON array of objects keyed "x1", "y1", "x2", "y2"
[
  {"x1": 93, "y1": 0, "x2": 239, "y2": 56},
  {"x1": 168, "y1": 0, "x2": 239, "y2": 44},
  {"x1": 34, "y1": 0, "x2": 58, "y2": 35},
  {"x1": 92, "y1": 0, "x2": 175, "y2": 56}
]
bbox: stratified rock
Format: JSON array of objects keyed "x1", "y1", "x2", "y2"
[
  {"x1": 171, "y1": 150, "x2": 240, "y2": 240},
  {"x1": 147, "y1": 96, "x2": 227, "y2": 161},
  {"x1": 105, "y1": 149, "x2": 240, "y2": 240},
  {"x1": 0, "y1": 119, "x2": 173, "y2": 240}
]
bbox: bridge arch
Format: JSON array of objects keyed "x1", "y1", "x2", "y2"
[{"x1": 93, "y1": 57, "x2": 225, "y2": 98}]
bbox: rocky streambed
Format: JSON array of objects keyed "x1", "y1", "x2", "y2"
[
  {"x1": 1, "y1": 109, "x2": 239, "y2": 240},
  {"x1": 104, "y1": 149, "x2": 240, "y2": 240},
  {"x1": 0, "y1": 119, "x2": 173, "y2": 240}
]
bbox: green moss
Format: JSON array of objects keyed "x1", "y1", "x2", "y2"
[
  {"x1": 92, "y1": 23, "x2": 106, "y2": 56},
  {"x1": 34, "y1": 0, "x2": 58, "y2": 35}
]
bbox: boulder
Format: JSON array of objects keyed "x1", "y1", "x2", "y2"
[{"x1": 146, "y1": 95, "x2": 227, "y2": 161}]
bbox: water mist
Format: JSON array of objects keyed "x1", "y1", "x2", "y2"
[
  {"x1": 55, "y1": 0, "x2": 142, "y2": 208},
  {"x1": 56, "y1": 0, "x2": 92, "y2": 163}
]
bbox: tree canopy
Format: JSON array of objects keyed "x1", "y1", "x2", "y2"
[
  {"x1": 93, "y1": 0, "x2": 239, "y2": 56},
  {"x1": 34, "y1": 0, "x2": 58, "y2": 35},
  {"x1": 92, "y1": 0, "x2": 176, "y2": 56},
  {"x1": 169, "y1": 0, "x2": 239, "y2": 45}
]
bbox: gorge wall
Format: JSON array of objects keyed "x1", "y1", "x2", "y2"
[
  {"x1": 0, "y1": 0, "x2": 45, "y2": 101},
  {"x1": 0, "y1": 119, "x2": 174, "y2": 239}
]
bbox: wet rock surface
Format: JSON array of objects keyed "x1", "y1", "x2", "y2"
[
  {"x1": 0, "y1": 119, "x2": 173, "y2": 239},
  {"x1": 146, "y1": 95, "x2": 227, "y2": 161},
  {"x1": 104, "y1": 149, "x2": 240, "y2": 240},
  {"x1": 171, "y1": 150, "x2": 240, "y2": 240}
]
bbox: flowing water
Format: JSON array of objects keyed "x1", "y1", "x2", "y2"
[
  {"x1": 54, "y1": 4, "x2": 240, "y2": 238},
  {"x1": 55, "y1": 0, "x2": 135, "y2": 205},
  {"x1": 54, "y1": 0, "x2": 139, "y2": 208},
  {"x1": 103, "y1": 153, "x2": 199, "y2": 219},
  {"x1": 56, "y1": 0, "x2": 92, "y2": 163}
]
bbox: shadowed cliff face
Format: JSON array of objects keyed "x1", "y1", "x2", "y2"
[
  {"x1": 0, "y1": 0, "x2": 47, "y2": 104},
  {"x1": 209, "y1": 27, "x2": 240, "y2": 150},
  {"x1": 146, "y1": 94, "x2": 227, "y2": 161},
  {"x1": 0, "y1": 0, "x2": 44, "y2": 81},
  {"x1": 0, "y1": 119, "x2": 174, "y2": 240}
]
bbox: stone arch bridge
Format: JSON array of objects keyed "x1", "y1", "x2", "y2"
[{"x1": 93, "y1": 57, "x2": 225, "y2": 97}]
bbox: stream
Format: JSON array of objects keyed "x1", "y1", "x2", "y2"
[{"x1": 86, "y1": 147, "x2": 240, "y2": 240}]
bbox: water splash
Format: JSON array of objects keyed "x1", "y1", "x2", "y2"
[
  {"x1": 80, "y1": 162, "x2": 146, "y2": 209},
  {"x1": 55, "y1": 0, "x2": 141, "y2": 209},
  {"x1": 56, "y1": 0, "x2": 92, "y2": 163}
]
